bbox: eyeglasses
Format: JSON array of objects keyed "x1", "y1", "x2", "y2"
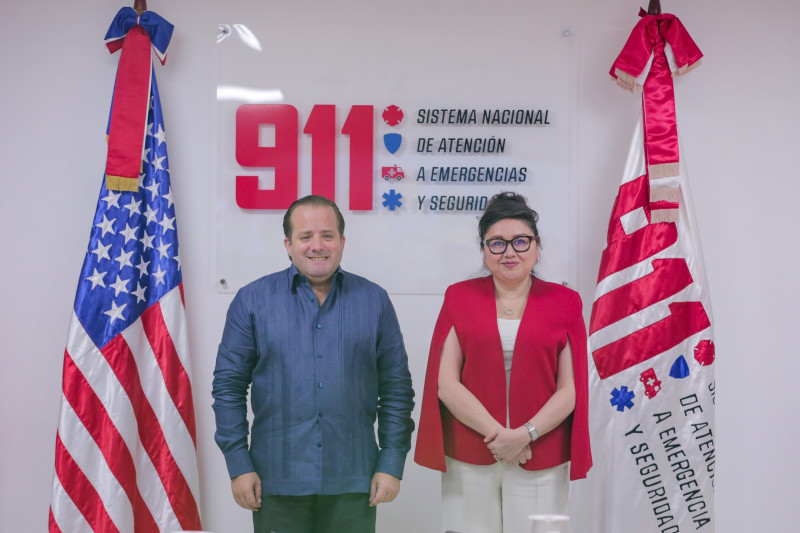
[{"x1": 482, "y1": 235, "x2": 538, "y2": 255}]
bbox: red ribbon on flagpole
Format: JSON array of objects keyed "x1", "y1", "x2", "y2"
[
  {"x1": 104, "y1": 6, "x2": 172, "y2": 191},
  {"x1": 105, "y1": 22, "x2": 152, "y2": 192},
  {"x1": 609, "y1": 12, "x2": 702, "y2": 181},
  {"x1": 609, "y1": 11, "x2": 702, "y2": 223}
]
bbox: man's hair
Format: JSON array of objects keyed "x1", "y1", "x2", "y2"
[{"x1": 282, "y1": 195, "x2": 345, "y2": 239}]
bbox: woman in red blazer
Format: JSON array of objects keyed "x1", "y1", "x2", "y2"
[{"x1": 415, "y1": 192, "x2": 591, "y2": 533}]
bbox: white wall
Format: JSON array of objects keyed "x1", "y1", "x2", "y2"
[{"x1": 2, "y1": 1, "x2": 797, "y2": 532}]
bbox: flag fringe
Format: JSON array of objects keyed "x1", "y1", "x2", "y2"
[
  {"x1": 611, "y1": 68, "x2": 642, "y2": 93},
  {"x1": 650, "y1": 208, "x2": 679, "y2": 224},
  {"x1": 648, "y1": 162, "x2": 680, "y2": 179},
  {"x1": 673, "y1": 58, "x2": 702, "y2": 77},
  {"x1": 650, "y1": 186, "x2": 681, "y2": 203},
  {"x1": 105, "y1": 175, "x2": 139, "y2": 192}
]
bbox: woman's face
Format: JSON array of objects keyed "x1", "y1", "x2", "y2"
[{"x1": 482, "y1": 218, "x2": 540, "y2": 286}]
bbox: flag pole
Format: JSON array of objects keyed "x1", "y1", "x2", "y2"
[
  {"x1": 647, "y1": 0, "x2": 661, "y2": 15},
  {"x1": 134, "y1": 0, "x2": 147, "y2": 16}
]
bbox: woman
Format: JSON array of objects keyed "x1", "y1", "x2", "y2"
[{"x1": 415, "y1": 192, "x2": 591, "y2": 533}]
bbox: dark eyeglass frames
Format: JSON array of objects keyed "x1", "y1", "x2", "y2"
[{"x1": 482, "y1": 235, "x2": 538, "y2": 255}]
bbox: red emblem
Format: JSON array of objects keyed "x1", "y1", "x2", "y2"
[
  {"x1": 693, "y1": 340, "x2": 715, "y2": 366},
  {"x1": 382, "y1": 105, "x2": 404, "y2": 126},
  {"x1": 381, "y1": 165, "x2": 405, "y2": 181},
  {"x1": 639, "y1": 368, "x2": 662, "y2": 399}
]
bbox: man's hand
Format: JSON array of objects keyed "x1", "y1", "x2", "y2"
[
  {"x1": 231, "y1": 472, "x2": 262, "y2": 511},
  {"x1": 369, "y1": 472, "x2": 400, "y2": 507}
]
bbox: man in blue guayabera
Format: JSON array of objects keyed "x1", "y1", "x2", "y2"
[{"x1": 212, "y1": 195, "x2": 415, "y2": 533}]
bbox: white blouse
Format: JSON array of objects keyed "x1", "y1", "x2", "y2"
[
  {"x1": 497, "y1": 318, "x2": 521, "y2": 371},
  {"x1": 497, "y1": 318, "x2": 521, "y2": 426}
]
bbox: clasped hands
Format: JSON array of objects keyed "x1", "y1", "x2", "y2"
[{"x1": 484, "y1": 426, "x2": 532, "y2": 465}]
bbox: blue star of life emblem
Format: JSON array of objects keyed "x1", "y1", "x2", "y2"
[
  {"x1": 382, "y1": 189, "x2": 403, "y2": 211},
  {"x1": 610, "y1": 386, "x2": 635, "y2": 412}
]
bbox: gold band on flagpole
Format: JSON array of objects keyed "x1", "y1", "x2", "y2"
[{"x1": 134, "y1": 0, "x2": 147, "y2": 16}]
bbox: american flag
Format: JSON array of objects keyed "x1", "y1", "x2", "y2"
[
  {"x1": 571, "y1": 13, "x2": 715, "y2": 533},
  {"x1": 48, "y1": 67, "x2": 202, "y2": 532}
]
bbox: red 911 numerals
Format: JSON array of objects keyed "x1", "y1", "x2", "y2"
[{"x1": 235, "y1": 104, "x2": 374, "y2": 210}]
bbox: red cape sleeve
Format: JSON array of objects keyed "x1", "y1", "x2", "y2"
[
  {"x1": 413, "y1": 287, "x2": 454, "y2": 472},
  {"x1": 567, "y1": 291, "x2": 593, "y2": 480}
]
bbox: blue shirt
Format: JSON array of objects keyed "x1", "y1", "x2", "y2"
[{"x1": 212, "y1": 265, "x2": 415, "y2": 495}]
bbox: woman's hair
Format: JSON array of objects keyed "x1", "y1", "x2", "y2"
[{"x1": 477, "y1": 191, "x2": 540, "y2": 246}]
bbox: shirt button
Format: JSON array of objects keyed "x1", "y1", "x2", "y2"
[
  {"x1": 316, "y1": 323, "x2": 322, "y2": 329},
  {"x1": 316, "y1": 442, "x2": 322, "y2": 448},
  {"x1": 318, "y1": 382, "x2": 324, "y2": 388},
  {"x1": 308, "y1": 296, "x2": 314, "y2": 302},
  {"x1": 316, "y1": 353, "x2": 323, "y2": 358}
]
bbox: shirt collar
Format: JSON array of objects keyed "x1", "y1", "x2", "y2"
[{"x1": 287, "y1": 263, "x2": 345, "y2": 291}]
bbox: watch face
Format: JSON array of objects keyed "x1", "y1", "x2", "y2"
[{"x1": 525, "y1": 423, "x2": 538, "y2": 441}]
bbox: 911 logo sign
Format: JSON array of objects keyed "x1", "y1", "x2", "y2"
[{"x1": 235, "y1": 104, "x2": 377, "y2": 210}]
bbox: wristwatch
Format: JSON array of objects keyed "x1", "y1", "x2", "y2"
[{"x1": 523, "y1": 422, "x2": 539, "y2": 442}]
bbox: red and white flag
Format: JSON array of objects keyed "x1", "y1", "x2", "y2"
[
  {"x1": 49, "y1": 8, "x2": 202, "y2": 532},
  {"x1": 572, "y1": 12, "x2": 715, "y2": 533}
]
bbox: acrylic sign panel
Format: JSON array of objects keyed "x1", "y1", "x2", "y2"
[{"x1": 216, "y1": 7, "x2": 575, "y2": 294}]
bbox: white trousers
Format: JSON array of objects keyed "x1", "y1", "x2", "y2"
[{"x1": 441, "y1": 457, "x2": 569, "y2": 533}]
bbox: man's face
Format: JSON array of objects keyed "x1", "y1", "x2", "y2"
[{"x1": 284, "y1": 205, "x2": 345, "y2": 287}]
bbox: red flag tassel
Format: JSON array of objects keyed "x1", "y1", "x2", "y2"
[{"x1": 105, "y1": 25, "x2": 152, "y2": 192}]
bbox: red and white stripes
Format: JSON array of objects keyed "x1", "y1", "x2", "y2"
[
  {"x1": 588, "y1": 122, "x2": 712, "y2": 380},
  {"x1": 50, "y1": 285, "x2": 200, "y2": 533}
]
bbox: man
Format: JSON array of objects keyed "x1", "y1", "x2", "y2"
[{"x1": 212, "y1": 195, "x2": 415, "y2": 533}]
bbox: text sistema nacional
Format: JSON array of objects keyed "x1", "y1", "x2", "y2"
[{"x1": 417, "y1": 108, "x2": 551, "y2": 125}]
